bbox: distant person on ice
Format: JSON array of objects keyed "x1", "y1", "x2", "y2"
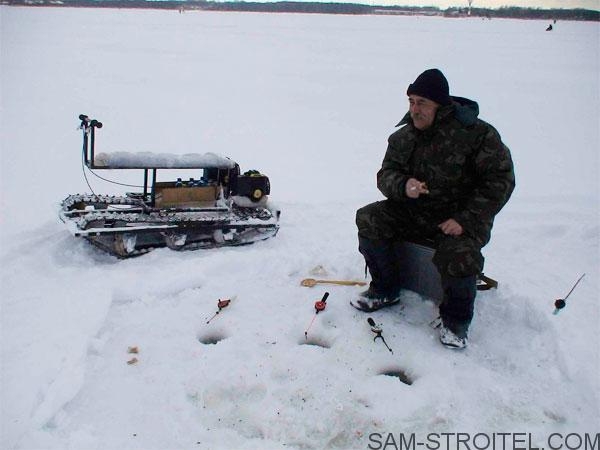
[{"x1": 351, "y1": 68, "x2": 515, "y2": 349}]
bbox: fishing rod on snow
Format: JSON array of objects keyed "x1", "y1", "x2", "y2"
[
  {"x1": 553, "y1": 273, "x2": 585, "y2": 315},
  {"x1": 367, "y1": 317, "x2": 393, "y2": 354},
  {"x1": 206, "y1": 297, "x2": 234, "y2": 324},
  {"x1": 304, "y1": 292, "x2": 329, "y2": 340}
]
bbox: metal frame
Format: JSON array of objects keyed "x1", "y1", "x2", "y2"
[{"x1": 78, "y1": 115, "x2": 234, "y2": 208}]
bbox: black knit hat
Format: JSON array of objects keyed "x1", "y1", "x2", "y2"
[{"x1": 406, "y1": 69, "x2": 451, "y2": 106}]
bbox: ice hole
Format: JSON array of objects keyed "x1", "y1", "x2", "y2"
[
  {"x1": 379, "y1": 369, "x2": 413, "y2": 386},
  {"x1": 198, "y1": 332, "x2": 228, "y2": 345}
]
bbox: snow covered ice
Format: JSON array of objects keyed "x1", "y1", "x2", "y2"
[{"x1": 1, "y1": 6, "x2": 598, "y2": 450}]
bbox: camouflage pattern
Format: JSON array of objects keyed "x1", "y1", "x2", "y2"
[{"x1": 356, "y1": 96, "x2": 515, "y2": 277}]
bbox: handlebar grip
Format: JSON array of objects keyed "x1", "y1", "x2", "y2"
[{"x1": 79, "y1": 115, "x2": 102, "y2": 128}]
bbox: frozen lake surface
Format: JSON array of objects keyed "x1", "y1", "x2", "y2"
[{"x1": 1, "y1": 7, "x2": 598, "y2": 449}]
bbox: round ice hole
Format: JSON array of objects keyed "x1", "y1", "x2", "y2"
[
  {"x1": 198, "y1": 332, "x2": 228, "y2": 345},
  {"x1": 379, "y1": 369, "x2": 413, "y2": 386}
]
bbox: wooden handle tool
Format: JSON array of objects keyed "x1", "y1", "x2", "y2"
[{"x1": 301, "y1": 278, "x2": 367, "y2": 287}]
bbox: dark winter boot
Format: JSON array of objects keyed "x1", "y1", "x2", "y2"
[
  {"x1": 438, "y1": 275, "x2": 477, "y2": 349},
  {"x1": 350, "y1": 237, "x2": 401, "y2": 312}
]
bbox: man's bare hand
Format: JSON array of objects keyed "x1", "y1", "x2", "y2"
[
  {"x1": 439, "y1": 219, "x2": 463, "y2": 236},
  {"x1": 405, "y1": 178, "x2": 429, "y2": 199}
]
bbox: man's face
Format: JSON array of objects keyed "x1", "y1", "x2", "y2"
[{"x1": 408, "y1": 94, "x2": 439, "y2": 130}]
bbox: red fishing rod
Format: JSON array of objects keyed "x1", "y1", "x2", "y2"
[
  {"x1": 206, "y1": 297, "x2": 233, "y2": 324},
  {"x1": 304, "y1": 292, "x2": 329, "y2": 340}
]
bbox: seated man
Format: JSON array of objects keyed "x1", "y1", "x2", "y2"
[{"x1": 351, "y1": 68, "x2": 515, "y2": 349}]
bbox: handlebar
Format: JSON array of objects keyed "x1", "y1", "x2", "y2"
[{"x1": 79, "y1": 114, "x2": 102, "y2": 129}]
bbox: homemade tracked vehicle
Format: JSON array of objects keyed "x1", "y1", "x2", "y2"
[{"x1": 59, "y1": 115, "x2": 280, "y2": 257}]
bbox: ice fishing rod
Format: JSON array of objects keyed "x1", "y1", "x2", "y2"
[
  {"x1": 206, "y1": 297, "x2": 234, "y2": 324},
  {"x1": 553, "y1": 273, "x2": 585, "y2": 315},
  {"x1": 367, "y1": 317, "x2": 393, "y2": 354},
  {"x1": 304, "y1": 292, "x2": 329, "y2": 340}
]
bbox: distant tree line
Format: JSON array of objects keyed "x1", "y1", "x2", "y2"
[
  {"x1": 445, "y1": 6, "x2": 598, "y2": 21},
  {"x1": 201, "y1": 1, "x2": 372, "y2": 14},
  {"x1": 3, "y1": 0, "x2": 599, "y2": 21}
]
